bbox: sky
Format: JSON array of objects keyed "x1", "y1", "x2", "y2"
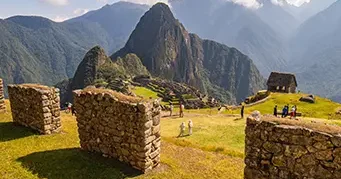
[{"x1": 0, "y1": 0, "x2": 310, "y2": 22}]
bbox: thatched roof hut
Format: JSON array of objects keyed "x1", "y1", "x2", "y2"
[{"x1": 267, "y1": 72, "x2": 297, "y2": 93}]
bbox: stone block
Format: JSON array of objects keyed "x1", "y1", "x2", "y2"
[
  {"x1": 8, "y1": 84, "x2": 61, "y2": 135},
  {"x1": 73, "y1": 89, "x2": 161, "y2": 173}
]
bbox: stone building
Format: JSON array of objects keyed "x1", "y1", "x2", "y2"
[
  {"x1": 245, "y1": 117, "x2": 341, "y2": 179},
  {"x1": 267, "y1": 72, "x2": 297, "y2": 93},
  {"x1": 0, "y1": 78, "x2": 5, "y2": 113},
  {"x1": 8, "y1": 84, "x2": 61, "y2": 134},
  {"x1": 73, "y1": 88, "x2": 161, "y2": 173}
]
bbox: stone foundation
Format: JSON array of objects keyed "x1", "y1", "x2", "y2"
[
  {"x1": 73, "y1": 89, "x2": 161, "y2": 173},
  {"x1": 245, "y1": 117, "x2": 341, "y2": 179},
  {"x1": 8, "y1": 84, "x2": 61, "y2": 134},
  {"x1": 0, "y1": 78, "x2": 5, "y2": 112}
]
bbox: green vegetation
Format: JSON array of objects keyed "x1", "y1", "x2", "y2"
[
  {"x1": 1, "y1": 93, "x2": 340, "y2": 179},
  {"x1": 132, "y1": 87, "x2": 159, "y2": 99},
  {"x1": 162, "y1": 115, "x2": 245, "y2": 158},
  {"x1": 0, "y1": 101, "x2": 244, "y2": 179},
  {"x1": 240, "y1": 93, "x2": 341, "y2": 119}
]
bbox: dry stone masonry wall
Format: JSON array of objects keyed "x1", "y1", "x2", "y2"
[
  {"x1": 73, "y1": 89, "x2": 161, "y2": 173},
  {"x1": 0, "y1": 78, "x2": 5, "y2": 112},
  {"x1": 8, "y1": 84, "x2": 61, "y2": 134},
  {"x1": 245, "y1": 117, "x2": 341, "y2": 179}
]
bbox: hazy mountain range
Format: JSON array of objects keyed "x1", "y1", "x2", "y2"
[{"x1": 1, "y1": 0, "x2": 341, "y2": 103}]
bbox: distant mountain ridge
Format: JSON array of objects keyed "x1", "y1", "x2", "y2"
[
  {"x1": 170, "y1": 0, "x2": 288, "y2": 76},
  {"x1": 0, "y1": 2, "x2": 148, "y2": 96}
]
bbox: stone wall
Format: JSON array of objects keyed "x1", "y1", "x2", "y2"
[
  {"x1": 8, "y1": 84, "x2": 61, "y2": 134},
  {"x1": 73, "y1": 89, "x2": 161, "y2": 173},
  {"x1": 0, "y1": 78, "x2": 5, "y2": 112},
  {"x1": 245, "y1": 117, "x2": 341, "y2": 179}
]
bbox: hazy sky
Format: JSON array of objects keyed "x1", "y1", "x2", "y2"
[{"x1": 0, "y1": 0, "x2": 309, "y2": 22}]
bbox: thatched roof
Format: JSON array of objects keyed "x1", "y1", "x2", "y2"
[{"x1": 267, "y1": 72, "x2": 297, "y2": 87}]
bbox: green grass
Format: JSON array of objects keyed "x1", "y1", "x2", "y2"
[
  {"x1": 132, "y1": 86, "x2": 159, "y2": 99},
  {"x1": 161, "y1": 115, "x2": 245, "y2": 158},
  {"x1": 241, "y1": 93, "x2": 341, "y2": 119},
  {"x1": 1, "y1": 92, "x2": 340, "y2": 179},
  {"x1": 0, "y1": 101, "x2": 244, "y2": 179}
]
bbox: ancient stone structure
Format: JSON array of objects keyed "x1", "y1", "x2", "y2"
[
  {"x1": 245, "y1": 117, "x2": 341, "y2": 179},
  {"x1": 0, "y1": 78, "x2": 5, "y2": 112},
  {"x1": 8, "y1": 84, "x2": 61, "y2": 134},
  {"x1": 73, "y1": 89, "x2": 161, "y2": 173},
  {"x1": 267, "y1": 72, "x2": 297, "y2": 93}
]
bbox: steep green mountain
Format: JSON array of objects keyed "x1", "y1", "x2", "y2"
[
  {"x1": 112, "y1": 3, "x2": 265, "y2": 103},
  {"x1": 170, "y1": 0, "x2": 287, "y2": 76},
  {"x1": 289, "y1": 0, "x2": 341, "y2": 102},
  {"x1": 0, "y1": 2, "x2": 148, "y2": 96},
  {"x1": 60, "y1": 46, "x2": 149, "y2": 103}
]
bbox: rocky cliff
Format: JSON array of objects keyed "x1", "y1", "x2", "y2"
[{"x1": 112, "y1": 3, "x2": 265, "y2": 103}]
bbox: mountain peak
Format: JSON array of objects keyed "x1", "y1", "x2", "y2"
[
  {"x1": 6, "y1": 16, "x2": 54, "y2": 29},
  {"x1": 145, "y1": 2, "x2": 175, "y2": 22}
]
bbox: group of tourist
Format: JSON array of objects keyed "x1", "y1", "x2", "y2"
[
  {"x1": 169, "y1": 102, "x2": 185, "y2": 118},
  {"x1": 274, "y1": 104, "x2": 298, "y2": 119},
  {"x1": 178, "y1": 120, "x2": 193, "y2": 137}
]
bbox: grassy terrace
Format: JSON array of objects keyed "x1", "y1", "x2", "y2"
[
  {"x1": 1, "y1": 93, "x2": 341, "y2": 179},
  {"x1": 0, "y1": 101, "x2": 244, "y2": 179}
]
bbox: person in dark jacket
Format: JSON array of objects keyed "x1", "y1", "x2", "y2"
[
  {"x1": 241, "y1": 104, "x2": 245, "y2": 119},
  {"x1": 274, "y1": 105, "x2": 278, "y2": 117}
]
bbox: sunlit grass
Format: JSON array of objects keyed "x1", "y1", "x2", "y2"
[
  {"x1": 0, "y1": 100, "x2": 244, "y2": 179},
  {"x1": 161, "y1": 115, "x2": 245, "y2": 158}
]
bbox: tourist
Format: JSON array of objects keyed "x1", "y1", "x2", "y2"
[
  {"x1": 179, "y1": 102, "x2": 184, "y2": 118},
  {"x1": 294, "y1": 105, "x2": 297, "y2": 118},
  {"x1": 64, "y1": 102, "x2": 69, "y2": 111},
  {"x1": 188, "y1": 120, "x2": 193, "y2": 135},
  {"x1": 281, "y1": 105, "x2": 286, "y2": 118},
  {"x1": 283, "y1": 105, "x2": 288, "y2": 117},
  {"x1": 241, "y1": 104, "x2": 245, "y2": 119},
  {"x1": 178, "y1": 122, "x2": 186, "y2": 137},
  {"x1": 68, "y1": 102, "x2": 72, "y2": 113},
  {"x1": 71, "y1": 105, "x2": 76, "y2": 116},
  {"x1": 290, "y1": 106, "x2": 296, "y2": 119},
  {"x1": 274, "y1": 105, "x2": 278, "y2": 117},
  {"x1": 169, "y1": 102, "x2": 174, "y2": 117}
]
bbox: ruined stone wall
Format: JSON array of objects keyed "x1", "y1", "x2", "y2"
[
  {"x1": 0, "y1": 79, "x2": 5, "y2": 112},
  {"x1": 73, "y1": 89, "x2": 161, "y2": 173},
  {"x1": 245, "y1": 117, "x2": 341, "y2": 179},
  {"x1": 8, "y1": 84, "x2": 61, "y2": 134}
]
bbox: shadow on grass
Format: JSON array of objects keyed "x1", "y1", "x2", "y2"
[
  {"x1": 0, "y1": 122, "x2": 36, "y2": 142},
  {"x1": 17, "y1": 148, "x2": 142, "y2": 179}
]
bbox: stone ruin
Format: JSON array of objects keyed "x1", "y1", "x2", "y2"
[
  {"x1": 0, "y1": 78, "x2": 5, "y2": 113},
  {"x1": 245, "y1": 117, "x2": 341, "y2": 179},
  {"x1": 8, "y1": 84, "x2": 61, "y2": 134},
  {"x1": 73, "y1": 89, "x2": 161, "y2": 173}
]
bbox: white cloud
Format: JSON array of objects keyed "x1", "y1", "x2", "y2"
[
  {"x1": 121, "y1": 0, "x2": 170, "y2": 6},
  {"x1": 73, "y1": 8, "x2": 89, "y2": 16},
  {"x1": 52, "y1": 15, "x2": 69, "y2": 22},
  {"x1": 229, "y1": 0, "x2": 263, "y2": 9},
  {"x1": 271, "y1": 0, "x2": 285, "y2": 6},
  {"x1": 39, "y1": 0, "x2": 69, "y2": 6},
  {"x1": 286, "y1": 0, "x2": 310, "y2": 6},
  {"x1": 96, "y1": 0, "x2": 109, "y2": 3}
]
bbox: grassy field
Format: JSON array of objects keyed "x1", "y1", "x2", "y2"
[
  {"x1": 1, "y1": 92, "x2": 341, "y2": 179},
  {"x1": 241, "y1": 93, "x2": 341, "y2": 119},
  {"x1": 0, "y1": 101, "x2": 244, "y2": 179}
]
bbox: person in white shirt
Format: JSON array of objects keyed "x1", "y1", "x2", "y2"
[
  {"x1": 188, "y1": 120, "x2": 193, "y2": 135},
  {"x1": 178, "y1": 122, "x2": 186, "y2": 137}
]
